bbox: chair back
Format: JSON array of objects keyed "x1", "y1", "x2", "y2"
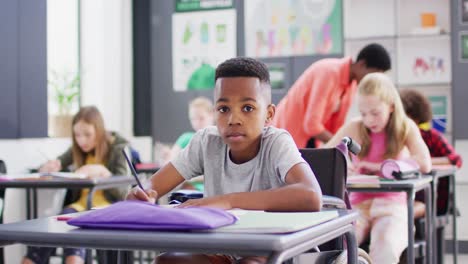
[
  {"x1": 0, "y1": 160, "x2": 6, "y2": 174},
  {"x1": 299, "y1": 147, "x2": 349, "y2": 252},
  {"x1": 299, "y1": 148, "x2": 348, "y2": 203}
]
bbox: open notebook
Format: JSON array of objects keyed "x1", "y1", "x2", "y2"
[
  {"x1": 212, "y1": 210, "x2": 339, "y2": 234},
  {"x1": 0, "y1": 172, "x2": 86, "y2": 181},
  {"x1": 347, "y1": 175, "x2": 381, "y2": 187}
]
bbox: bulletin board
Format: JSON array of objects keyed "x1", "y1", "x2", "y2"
[
  {"x1": 397, "y1": 36, "x2": 451, "y2": 85},
  {"x1": 172, "y1": 9, "x2": 236, "y2": 91},
  {"x1": 244, "y1": 0, "x2": 342, "y2": 58}
]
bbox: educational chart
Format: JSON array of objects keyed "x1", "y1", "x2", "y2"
[
  {"x1": 244, "y1": 0, "x2": 342, "y2": 58},
  {"x1": 397, "y1": 36, "x2": 451, "y2": 85},
  {"x1": 172, "y1": 9, "x2": 236, "y2": 91}
]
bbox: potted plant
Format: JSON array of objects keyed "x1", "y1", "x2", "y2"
[{"x1": 48, "y1": 70, "x2": 80, "y2": 137}]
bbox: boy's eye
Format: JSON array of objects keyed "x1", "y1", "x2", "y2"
[
  {"x1": 242, "y1": 105, "x2": 254, "y2": 112},
  {"x1": 217, "y1": 106, "x2": 229, "y2": 113}
]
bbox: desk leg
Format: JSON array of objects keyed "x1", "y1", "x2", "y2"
[
  {"x1": 117, "y1": 250, "x2": 132, "y2": 264},
  {"x1": 431, "y1": 177, "x2": 439, "y2": 264},
  {"x1": 344, "y1": 229, "x2": 358, "y2": 264},
  {"x1": 424, "y1": 185, "x2": 433, "y2": 264},
  {"x1": 407, "y1": 189, "x2": 415, "y2": 264},
  {"x1": 86, "y1": 188, "x2": 96, "y2": 210},
  {"x1": 452, "y1": 174, "x2": 458, "y2": 264},
  {"x1": 85, "y1": 249, "x2": 92, "y2": 264},
  {"x1": 26, "y1": 188, "x2": 31, "y2": 220},
  {"x1": 33, "y1": 188, "x2": 38, "y2": 219}
]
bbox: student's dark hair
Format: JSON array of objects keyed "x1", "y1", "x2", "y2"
[
  {"x1": 215, "y1": 57, "x2": 270, "y2": 84},
  {"x1": 356, "y1": 43, "x2": 391, "y2": 71},
  {"x1": 399, "y1": 89, "x2": 432, "y2": 124}
]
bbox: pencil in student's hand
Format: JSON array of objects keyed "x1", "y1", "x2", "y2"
[
  {"x1": 121, "y1": 149, "x2": 145, "y2": 190},
  {"x1": 37, "y1": 149, "x2": 50, "y2": 161}
]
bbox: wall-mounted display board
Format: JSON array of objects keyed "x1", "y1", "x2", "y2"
[
  {"x1": 397, "y1": 35, "x2": 451, "y2": 85},
  {"x1": 244, "y1": 0, "x2": 342, "y2": 58},
  {"x1": 172, "y1": 8, "x2": 236, "y2": 91},
  {"x1": 460, "y1": 0, "x2": 468, "y2": 25},
  {"x1": 460, "y1": 31, "x2": 468, "y2": 62}
]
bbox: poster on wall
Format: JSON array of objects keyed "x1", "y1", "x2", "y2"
[
  {"x1": 175, "y1": 0, "x2": 233, "y2": 12},
  {"x1": 244, "y1": 0, "x2": 343, "y2": 58},
  {"x1": 397, "y1": 36, "x2": 451, "y2": 85},
  {"x1": 172, "y1": 9, "x2": 236, "y2": 91},
  {"x1": 429, "y1": 95, "x2": 448, "y2": 133},
  {"x1": 461, "y1": 0, "x2": 468, "y2": 24},
  {"x1": 460, "y1": 32, "x2": 468, "y2": 63},
  {"x1": 266, "y1": 63, "x2": 287, "y2": 90}
]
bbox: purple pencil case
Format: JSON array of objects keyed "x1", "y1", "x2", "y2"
[{"x1": 67, "y1": 201, "x2": 237, "y2": 231}]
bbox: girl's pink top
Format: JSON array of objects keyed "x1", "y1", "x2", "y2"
[{"x1": 349, "y1": 131, "x2": 407, "y2": 205}]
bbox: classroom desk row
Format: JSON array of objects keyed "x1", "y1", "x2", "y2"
[
  {"x1": 347, "y1": 168, "x2": 458, "y2": 264},
  {"x1": 0, "y1": 169, "x2": 458, "y2": 264},
  {"x1": 0, "y1": 175, "x2": 136, "y2": 219},
  {"x1": 0, "y1": 174, "x2": 360, "y2": 264}
]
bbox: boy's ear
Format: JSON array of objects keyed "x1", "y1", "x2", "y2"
[{"x1": 266, "y1": 104, "x2": 276, "y2": 124}]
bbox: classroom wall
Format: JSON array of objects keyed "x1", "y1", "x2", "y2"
[
  {"x1": 0, "y1": 0, "x2": 48, "y2": 138},
  {"x1": 451, "y1": 0, "x2": 468, "y2": 141},
  {"x1": 80, "y1": 0, "x2": 134, "y2": 138},
  {"x1": 148, "y1": 0, "x2": 341, "y2": 143}
]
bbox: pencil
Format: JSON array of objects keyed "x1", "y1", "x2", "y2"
[{"x1": 121, "y1": 149, "x2": 144, "y2": 190}]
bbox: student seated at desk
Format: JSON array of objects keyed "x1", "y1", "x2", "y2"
[
  {"x1": 400, "y1": 88, "x2": 463, "y2": 215},
  {"x1": 400, "y1": 88, "x2": 462, "y2": 168},
  {"x1": 168, "y1": 96, "x2": 214, "y2": 162},
  {"x1": 22, "y1": 106, "x2": 129, "y2": 264},
  {"x1": 324, "y1": 73, "x2": 431, "y2": 264},
  {"x1": 168, "y1": 96, "x2": 214, "y2": 191},
  {"x1": 128, "y1": 57, "x2": 322, "y2": 264}
]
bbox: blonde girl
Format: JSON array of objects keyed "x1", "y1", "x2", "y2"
[{"x1": 324, "y1": 73, "x2": 431, "y2": 263}]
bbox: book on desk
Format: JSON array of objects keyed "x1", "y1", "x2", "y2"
[{"x1": 0, "y1": 172, "x2": 87, "y2": 181}]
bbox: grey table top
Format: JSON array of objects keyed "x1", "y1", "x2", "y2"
[
  {"x1": 0, "y1": 210, "x2": 358, "y2": 256},
  {"x1": 0, "y1": 175, "x2": 135, "y2": 189},
  {"x1": 347, "y1": 175, "x2": 433, "y2": 192}
]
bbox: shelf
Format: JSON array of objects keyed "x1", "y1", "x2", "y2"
[
  {"x1": 397, "y1": 83, "x2": 451, "y2": 88},
  {"x1": 345, "y1": 36, "x2": 395, "y2": 42},
  {"x1": 398, "y1": 33, "x2": 451, "y2": 39}
]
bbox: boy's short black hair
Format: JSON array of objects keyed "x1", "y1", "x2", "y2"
[
  {"x1": 215, "y1": 57, "x2": 270, "y2": 84},
  {"x1": 356, "y1": 43, "x2": 391, "y2": 71},
  {"x1": 399, "y1": 89, "x2": 432, "y2": 124}
]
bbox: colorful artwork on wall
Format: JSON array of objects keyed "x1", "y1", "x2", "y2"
[
  {"x1": 244, "y1": 0, "x2": 343, "y2": 58},
  {"x1": 397, "y1": 36, "x2": 451, "y2": 85},
  {"x1": 172, "y1": 9, "x2": 236, "y2": 91}
]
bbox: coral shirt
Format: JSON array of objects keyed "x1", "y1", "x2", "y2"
[{"x1": 272, "y1": 57, "x2": 357, "y2": 148}]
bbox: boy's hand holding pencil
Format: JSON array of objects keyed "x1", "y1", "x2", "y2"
[{"x1": 122, "y1": 149, "x2": 158, "y2": 204}]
